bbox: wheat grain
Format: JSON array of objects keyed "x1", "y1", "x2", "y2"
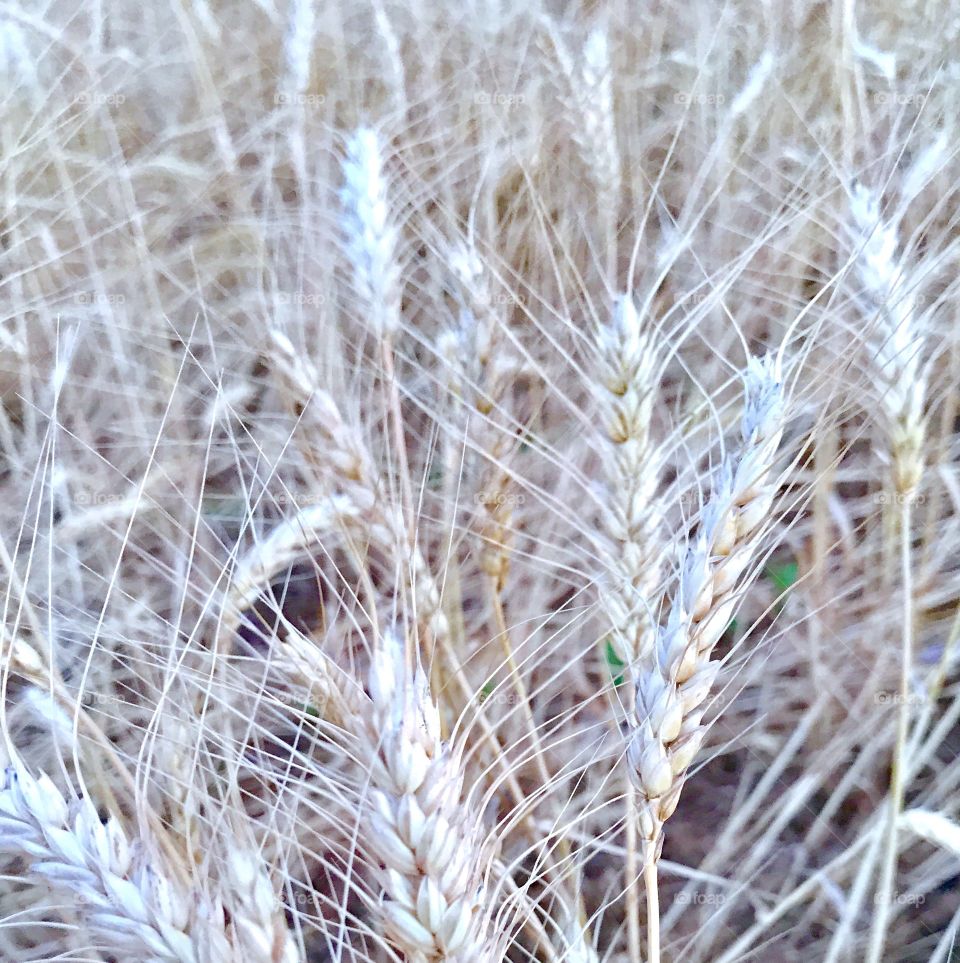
[{"x1": 221, "y1": 850, "x2": 300, "y2": 963}]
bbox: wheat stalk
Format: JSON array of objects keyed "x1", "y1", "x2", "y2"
[
  {"x1": 629, "y1": 354, "x2": 786, "y2": 961},
  {"x1": 848, "y1": 183, "x2": 930, "y2": 963}
]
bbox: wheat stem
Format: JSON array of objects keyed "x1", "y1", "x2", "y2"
[
  {"x1": 867, "y1": 496, "x2": 914, "y2": 963},
  {"x1": 644, "y1": 857, "x2": 660, "y2": 963}
]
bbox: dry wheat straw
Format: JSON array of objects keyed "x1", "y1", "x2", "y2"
[{"x1": 629, "y1": 355, "x2": 785, "y2": 961}]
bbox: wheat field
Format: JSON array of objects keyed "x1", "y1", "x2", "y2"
[{"x1": 0, "y1": 1, "x2": 958, "y2": 960}]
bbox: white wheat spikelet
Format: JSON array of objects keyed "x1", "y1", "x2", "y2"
[
  {"x1": 629, "y1": 354, "x2": 786, "y2": 856},
  {"x1": 848, "y1": 183, "x2": 927, "y2": 495},
  {"x1": 598, "y1": 293, "x2": 663, "y2": 665},
  {"x1": 361, "y1": 631, "x2": 495, "y2": 962},
  {"x1": 341, "y1": 127, "x2": 402, "y2": 337},
  {"x1": 559, "y1": 905, "x2": 599, "y2": 963},
  {"x1": 579, "y1": 29, "x2": 620, "y2": 200}
]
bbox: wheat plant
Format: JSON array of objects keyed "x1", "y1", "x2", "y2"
[{"x1": 1, "y1": 2, "x2": 959, "y2": 962}]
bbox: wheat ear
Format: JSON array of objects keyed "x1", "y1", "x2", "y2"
[
  {"x1": 361, "y1": 631, "x2": 495, "y2": 961},
  {"x1": 849, "y1": 183, "x2": 929, "y2": 963},
  {"x1": 443, "y1": 242, "x2": 520, "y2": 590},
  {"x1": 268, "y1": 330, "x2": 447, "y2": 642},
  {"x1": 0, "y1": 765, "x2": 200, "y2": 961},
  {"x1": 269, "y1": 625, "x2": 497, "y2": 959},
  {"x1": 340, "y1": 126, "x2": 401, "y2": 339},
  {"x1": 341, "y1": 124, "x2": 418, "y2": 541},
  {"x1": 596, "y1": 292, "x2": 663, "y2": 961},
  {"x1": 598, "y1": 293, "x2": 663, "y2": 666},
  {"x1": 848, "y1": 182, "x2": 927, "y2": 497},
  {"x1": 629, "y1": 355, "x2": 785, "y2": 961},
  {"x1": 0, "y1": 767, "x2": 299, "y2": 962},
  {"x1": 545, "y1": 24, "x2": 620, "y2": 261}
]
